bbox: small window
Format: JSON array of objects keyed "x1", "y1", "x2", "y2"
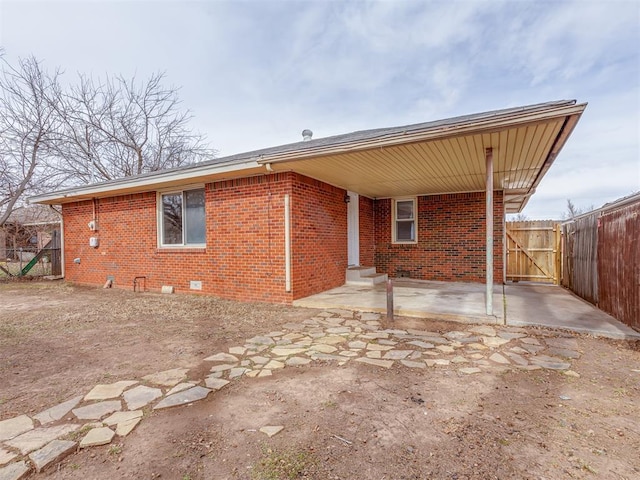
[
  {"x1": 393, "y1": 198, "x2": 417, "y2": 243},
  {"x1": 159, "y1": 188, "x2": 205, "y2": 246}
]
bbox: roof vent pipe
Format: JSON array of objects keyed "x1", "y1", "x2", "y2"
[{"x1": 302, "y1": 129, "x2": 313, "y2": 141}]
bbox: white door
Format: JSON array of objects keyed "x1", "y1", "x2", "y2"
[{"x1": 347, "y1": 191, "x2": 359, "y2": 266}]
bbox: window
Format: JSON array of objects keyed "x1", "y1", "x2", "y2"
[
  {"x1": 159, "y1": 188, "x2": 206, "y2": 246},
  {"x1": 393, "y1": 198, "x2": 417, "y2": 243}
]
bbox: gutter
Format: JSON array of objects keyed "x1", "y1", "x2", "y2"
[{"x1": 28, "y1": 159, "x2": 259, "y2": 204}]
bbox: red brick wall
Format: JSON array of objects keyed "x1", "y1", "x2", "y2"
[
  {"x1": 359, "y1": 195, "x2": 375, "y2": 266},
  {"x1": 374, "y1": 192, "x2": 504, "y2": 283},
  {"x1": 290, "y1": 174, "x2": 347, "y2": 299},
  {"x1": 62, "y1": 174, "x2": 295, "y2": 303},
  {"x1": 61, "y1": 172, "x2": 348, "y2": 303}
]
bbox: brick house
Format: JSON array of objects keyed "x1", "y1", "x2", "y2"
[{"x1": 29, "y1": 100, "x2": 586, "y2": 313}]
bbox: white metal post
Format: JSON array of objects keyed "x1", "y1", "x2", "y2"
[{"x1": 486, "y1": 147, "x2": 494, "y2": 316}]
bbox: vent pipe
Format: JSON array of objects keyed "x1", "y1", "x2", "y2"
[{"x1": 302, "y1": 129, "x2": 313, "y2": 141}]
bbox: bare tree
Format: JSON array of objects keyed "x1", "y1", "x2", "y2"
[
  {"x1": 0, "y1": 53, "x2": 215, "y2": 223},
  {"x1": 0, "y1": 54, "x2": 62, "y2": 226},
  {"x1": 54, "y1": 72, "x2": 213, "y2": 183},
  {"x1": 561, "y1": 199, "x2": 595, "y2": 221}
]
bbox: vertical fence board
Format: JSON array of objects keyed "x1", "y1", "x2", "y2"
[{"x1": 597, "y1": 203, "x2": 639, "y2": 329}]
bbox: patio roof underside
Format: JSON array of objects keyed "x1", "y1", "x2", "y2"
[{"x1": 266, "y1": 114, "x2": 580, "y2": 214}]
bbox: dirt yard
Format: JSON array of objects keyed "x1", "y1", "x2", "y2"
[{"x1": 1, "y1": 280, "x2": 639, "y2": 480}]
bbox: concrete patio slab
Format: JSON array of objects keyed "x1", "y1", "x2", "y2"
[
  {"x1": 504, "y1": 283, "x2": 639, "y2": 339},
  {"x1": 294, "y1": 279, "x2": 504, "y2": 324},
  {"x1": 294, "y1": 279, "x2": 640, "y2": 340}
]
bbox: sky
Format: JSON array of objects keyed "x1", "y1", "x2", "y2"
[{"x1": 0, "y1": 0, "x2": 638, "y2": 219}]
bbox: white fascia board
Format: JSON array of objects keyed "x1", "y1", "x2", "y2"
[{"x1": 28, "y1": 159, "x2": 259, "y2": 204}]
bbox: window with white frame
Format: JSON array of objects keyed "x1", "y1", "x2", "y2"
[
  {"x1": 159, "y1": 188, "x2": 206, "y2": 246},
  {"x1": 393, "y1": 198, "x2": 417, "y2": 243}
]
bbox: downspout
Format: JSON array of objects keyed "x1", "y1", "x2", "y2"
[
  {"x1": 49, "y1": 205, "x2": 64, "y2": 278},
  {"x1": 485, "y1": 148, "x2": 494, "y2": 316},
  {"x1": 284, "y1": 194, "x2": 291, "y2": 293}
]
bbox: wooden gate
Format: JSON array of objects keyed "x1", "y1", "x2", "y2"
[{"x1": 506, "y1": 221, "x2": 561, "y2": 284}]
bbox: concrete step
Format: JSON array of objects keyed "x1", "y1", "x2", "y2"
[
  {"x1": 346, "y1": 266, "x2": 376, "y2": 282},
  {"x1": 345, "y1": 267, "x2": 387, "y2": 286}
]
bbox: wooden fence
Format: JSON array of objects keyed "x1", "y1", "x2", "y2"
[
  {"x1": 562, "y1": 196, "x2": 639, "y2": 330},
  {"x1": 506, "y1": 221, "x2": 560, "y2": 284}
]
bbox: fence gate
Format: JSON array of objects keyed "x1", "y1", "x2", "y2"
[{"x1": 506, "y1": 221, "x2": 561, "y2": 284}]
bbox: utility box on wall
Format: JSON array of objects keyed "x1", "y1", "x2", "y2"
[{"x1": 89, "y1": 237, "x2": 99, "y2": 248}]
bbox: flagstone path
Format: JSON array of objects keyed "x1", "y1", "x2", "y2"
[{"x1": 0, "y1": 309, "x2": 582, "y2": 479}]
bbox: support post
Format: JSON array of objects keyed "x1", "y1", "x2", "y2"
[
  {"x1": 386, "y1": 278, "x2": 394, "y2": 323},
  {"x1": 284, "y1": 194, "x2": 291, "y2": 293},
  {"x1": 485, "y1": 147, "x2": 494, "y2": 316}
]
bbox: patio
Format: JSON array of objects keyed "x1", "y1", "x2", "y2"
[{"x1": 293, "y1": 279, "x2": 640, "y2": 340}]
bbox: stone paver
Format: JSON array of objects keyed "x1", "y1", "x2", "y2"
[
  {"x1": 482, "y1": 337, "x2": 510, "y2": 348},
  {"x1": 103, "y1": 411, "x2": 143, "y2": 427},
  {"x1": 489, "y1": 353, "x2": 510, "y2": 364},
  {"x1": 270, "y1": 347, "x2": 307, "y2": 356},
  {"x1": 308, "y1": 344, "x2": 338, "y2": 354},
  {"x1": 426, "y1": 359, "x2": 450, "y2": 367},
  {"x1": 205, "y1": 378, "x2": 230, "y2": 390},
  {"x1": 229, "y1": 368, "x2": 250, "y2": 379},
  {"x1": 34, "y1": 396, "x2": 83, "y2": 425},
  {"x1": 382, "y1": 350, "x2": 413, "y2": 360},
  {"x1": 451, "y1": 356, "x2": 469, "y2": 364},
  {"x1": 29, "y1": 440, "x2": 76, "y2": 473},
  {"x1": 366, "y1": 344, "x2": 394, "y2": 351},
  {"x1": 0, "y1": 460, "x2": 30, "y2": 480},
  {"x1": 116, "y1": 416, "x2": 142, "y2": 436},
  {"x1": 166, "y1": 382, "x2": 196, "y2": 396},
  {"x1": 498, "y1": 331, "x2": 527, "y2": 340},
  {"x1": 0, "y1": 448, "x2": 16, "y2": 467},
  {"x1": 355, "y1": 358, "x2": 394, "y2": 368},
  {"x1": 142, "y1": 368, "x2": 189, "y2": 387},
  {"x1": 229, "y1": 346, "x2": 246, "y2": 355},
  {"x1": 154, "y1": 386, "x2": 211, "y2": 410},
  {"x1": 84, "y1": 381, "x2": 137, "y2": 401},
  {"x1": 408, "y1": 341, "x2": 435, "y2": 349},
  {"x1": 204, "y1": 353, "x2": 239, "y2": 362},
  {"x1": 530, "y1": 355, "x2": 570, "y2": 370},
  {"x1": 72, "y1": 400, "x2": 122, "y2": 420},
  {"x1": 79, "y1": 427, "x2": 114, "y2": 448},
  {"x1": 5, "y1": 424, "x2": 78, "y2": 455},
  {"x1": 123, "y1": 385, "x2": 163, "y2": 410},
  {"x1": 520, "y1": 337, "x2": 541, "y2": 345},
  {"x1": 210, "y1": 363, "x2": 236, "y2": 373},
  {"x1": 436, "y1": 345, "x2": 455, "y2": 353},
  {"x1": 348, "y1": 340, "x2": 367, "y2": 349},
  {"x1": 400, "y1": 360, "x2": 426, "y2": 369},
  {"x1": 263, "y1": 360, "x2": 285, "y2": 370},
  {"x1": 259, "y1": 426, "x2": 284, "y2": 437},
  {"x1": 459, "y1": 367, "x2": 482, "y2": 374},
  {"x1": 506, "y1": 352, "x2": 529, "y2": 366},
  {"x1": 286, "y1": 357, "x2": 312, "y2": 366},
  {"x1": 0, "y1": 416, "x2": 33, "y2": 442},
  {"x1": 315, "y1": 335, "x2": 347, "y2": 345},
  {"x1": 470, "y1": 326, "x2": 496, "y2": 337}
]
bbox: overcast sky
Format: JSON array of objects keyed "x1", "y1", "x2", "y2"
[{"x1": 1, "y1": 0, "x2": 638, "y2": 219}]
